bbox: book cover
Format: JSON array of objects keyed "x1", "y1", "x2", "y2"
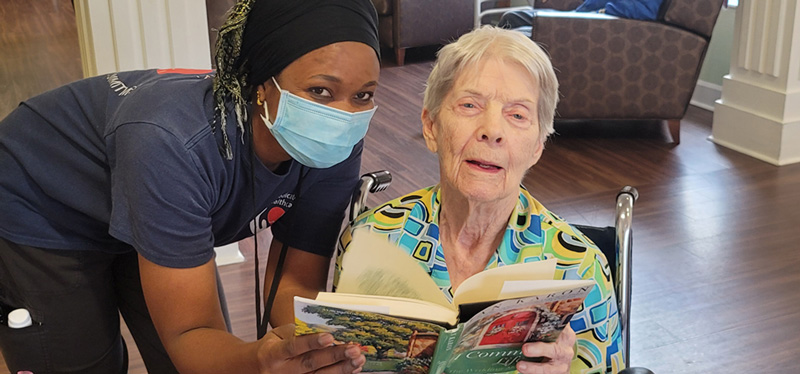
[
  {"x1": 295, "y1": 283, "x2": 591, "y2": 374},
  {"x1": 428, "y1": 286, "x2": 591, "y2": 374}
]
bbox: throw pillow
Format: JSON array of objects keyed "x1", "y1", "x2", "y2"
[{"x1": 576, "y1": 0, "x2": 664, "y2": 21}]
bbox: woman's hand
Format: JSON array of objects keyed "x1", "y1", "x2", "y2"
[
  {"x1": 258, "y1": 324, "x2": 366, "y2": 374},
  {"x1": 517, "y1": 325, "x2": 576, "y2": 374}
]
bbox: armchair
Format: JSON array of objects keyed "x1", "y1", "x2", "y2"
[
  {"x1": 528, "y1": 0, "x2": 725, "y2": 143},
  {"x1": 371, "y1": 0, "x2": 474, "y2": 66}
]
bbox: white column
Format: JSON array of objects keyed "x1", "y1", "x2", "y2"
[
  {"x1": 712, "y1": 0, "x2": 800, "y2": 166},
  {"x1": 74, "y1": 0, "x2": 212, "y2": 77}
]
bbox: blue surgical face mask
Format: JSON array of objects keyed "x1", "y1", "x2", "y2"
[{"x1": 260, "y1": 77, "x2": 376, "y2": 168}]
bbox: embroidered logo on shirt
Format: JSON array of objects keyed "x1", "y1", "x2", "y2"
[
  {"x1": 106, "y1": 73, "x2": 137, "y2": 96},
  {"x1": 266, "y1": 207, "x2": 286, "y2": 225}
]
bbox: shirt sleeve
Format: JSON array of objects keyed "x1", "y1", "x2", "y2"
[
  {"x1": 107, "y1": 122, "x2": 217, "y2": 268},
  {"x1": 270, "y1": 141, "x2": 363, "y2": 257}
]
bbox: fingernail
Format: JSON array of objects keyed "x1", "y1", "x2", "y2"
[
  {"x1": 318, "y1": 334, "x2": 334, "y2": 346},
  {"x1": 351, "y1": 355, "x2": 366, "y2": 367},
  {"x1": 345, "y1": 345, "x2": 361, "y2": 359},
  {"x1": 518, "y1": 362, "x2": 528, "y2": 371}
]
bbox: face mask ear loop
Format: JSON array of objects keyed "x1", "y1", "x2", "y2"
[
  {"x1": 259, "y1": 95, "x2": 272, "y2": 129},
  {"x1": 259, "y1": 77, "x2": 280, "y2": 129}
]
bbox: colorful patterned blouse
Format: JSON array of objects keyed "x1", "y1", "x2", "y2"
[{"x1": 335, "y1": 185, "x2": 624, "y2": 373}]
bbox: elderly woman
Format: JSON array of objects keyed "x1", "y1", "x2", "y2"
[{"x1": 336, "y1": 26, "x2": 624, "y2": 373}]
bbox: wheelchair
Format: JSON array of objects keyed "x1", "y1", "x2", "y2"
[{"x1": 349, "y1": 171, "x2": 653, "y2": 374}]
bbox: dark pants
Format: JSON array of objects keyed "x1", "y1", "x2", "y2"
[{"x1": 0, "y1": 238, "x2": 229, "y2": 373}]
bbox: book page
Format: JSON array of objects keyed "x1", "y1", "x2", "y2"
[
  {"x1": 338, "y1": 230, "x2": 452, "y2": 309},
  {"x1": 498, "y1": 279, "x2": 595, "y2": 300},
  {"x1": 452, "y1": 259, "x2": 557, "y2": 306},
  {"x1": 313, "y1": 293, "x2": 458, "y2": 326},
  {"x1": 296, "y1": 296, "x2": 391, "y2": 315}
]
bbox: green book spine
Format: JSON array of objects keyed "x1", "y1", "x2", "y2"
[{"x1": 429, "y1": 324, "x2": 464, "y2": 374}]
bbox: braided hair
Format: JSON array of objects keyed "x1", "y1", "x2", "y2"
[{"x1": 212, "y1": 0, "x2": 254, "y2": 160}]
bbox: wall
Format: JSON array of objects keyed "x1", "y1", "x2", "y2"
[
  {"x1": 691, "y1": 6, "x2": 737, "y2": 111},
  {"x1": 699, "y1": 7, "x2": 736, "y2": 86}
]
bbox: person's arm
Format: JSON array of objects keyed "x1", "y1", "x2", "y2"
[
  {"x1": 264, "y1": 142, "x2": 365, "y2": 326},
  {"x1": 139, "y1": 254, "x2": 365, "y2": 373},
  {"x1": 264, "y1": 238, "x2": 331, "y2": 327}
]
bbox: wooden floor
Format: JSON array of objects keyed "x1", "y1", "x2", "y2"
[{"x1": 2, "y1": 1, "x2": 800, "y2": 373}]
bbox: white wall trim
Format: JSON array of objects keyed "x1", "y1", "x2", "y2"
[
  {"x1": 690, "y1": 80, "x2": 723, "y2": 112},
  {"x1": 709, "y1": 135, "x2": 782, "y2": 165},
  {"x1": 74, "y1": 0, "x2": 211, "y2": 77},
  {"x1": 713, "y1": 99, "x2": 800, "y2": 165},
  {"x1": 719, "y1": 75, "x2": 800, "y2": 123},
  {"x1": 710, "y1": 135, "x2": 800, "y2": 166}
]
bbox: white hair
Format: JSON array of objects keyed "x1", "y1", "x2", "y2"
[{"x1": 423, "y1": 25, "x2": 559, "y2": 143}]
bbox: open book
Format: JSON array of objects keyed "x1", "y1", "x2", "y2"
[{"x1": 295, "y1": 232, "x2": 594, "y2": 374}]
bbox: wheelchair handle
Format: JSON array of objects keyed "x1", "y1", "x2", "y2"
[
  {"x1": 349, "y1": 170, "x2": 392, "y2": 222},
  {"x1": 362, "y1": 170, "x2": 392, "y2": 193},
  {"x1": 617, "y1": 185, "x2": 639, "y2": 202}
]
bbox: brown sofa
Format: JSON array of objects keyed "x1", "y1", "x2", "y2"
[
  {"x1": 372, "y1": 0, "x2": 474, "y2": 65},
  {"x1": 528, "y1": 0, "x2": 725, "y2": 143}
]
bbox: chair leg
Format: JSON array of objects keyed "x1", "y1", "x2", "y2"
[
  {"x1": 667, "y1": 119, "x2": 680, "y2": 144},
  {"x1": 394, "y1": 47, "x2": 406, "y2": 66}
]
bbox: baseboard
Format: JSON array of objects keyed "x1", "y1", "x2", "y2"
[
  {"x1": 690, "y1": 80, "x2": 722, "y2": 112},
  {"x1": 712, "y1": 100, "x2": 800, "y2": 166}
]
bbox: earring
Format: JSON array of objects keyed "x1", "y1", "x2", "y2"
[{"x1": 256, "y1": 95, "x2": 263, "y2": 106}]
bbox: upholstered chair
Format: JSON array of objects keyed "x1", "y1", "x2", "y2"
[
  {"x1": 529, "y1": 0, "x2": 725, "y2": 143},
  {"x1": 372, "y1": 0, "x2": 474, "y2": 65}
]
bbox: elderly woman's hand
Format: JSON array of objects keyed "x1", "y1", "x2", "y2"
[{"x1": 517, "y1": 324, "x2": 576, "y2": 374}]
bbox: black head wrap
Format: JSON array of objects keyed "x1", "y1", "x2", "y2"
[
  {"x1": 239, "y1": 0, "x2": 380, "y2": 89},
  {"x1": 212, "y1": 0, "x2": 380, "y2": 160}
]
